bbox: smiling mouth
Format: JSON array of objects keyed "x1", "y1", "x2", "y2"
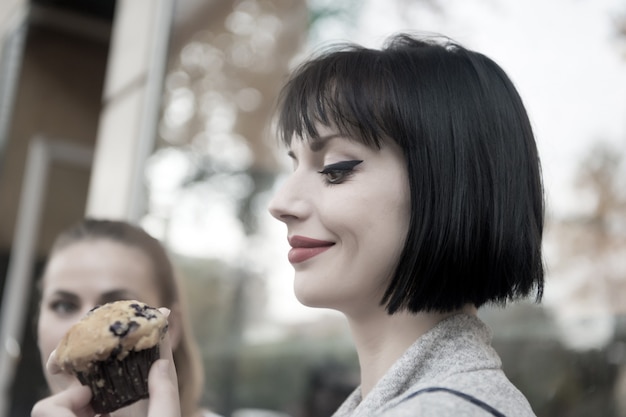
[{"x1": 287, "y1": 236, "x2": 334, "y2": 264}]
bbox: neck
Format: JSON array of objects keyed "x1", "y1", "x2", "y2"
[{"x1": 346, "y1": 304, "x2": 477, "y2": 398}]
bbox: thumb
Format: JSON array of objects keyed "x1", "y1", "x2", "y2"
[
  {"x1": 147, "y1": 360, "x2": 180, "y2": 417},
  {"x1": 147, "y1": 324, "x2": 180, "y2": 417}
]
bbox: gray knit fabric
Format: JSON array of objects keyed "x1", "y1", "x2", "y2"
[{"x1": 331, "y1": 314, "x2": 536, "y2": 417}]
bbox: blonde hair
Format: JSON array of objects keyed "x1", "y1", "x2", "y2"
[{"x1": 47, "y1": 218, "x2": 204, "y2": 417}]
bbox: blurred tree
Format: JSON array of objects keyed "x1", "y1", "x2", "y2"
[
  {"x1": 615, "y1": 8, "x2": 626, "y2": 58},
  {"x1": 156, "y1": 0, "x2": 308, "y2": 231},
  {"x1": 537, "y1": 139, "x2": 626, "y2": 415},
  {"x1": 546, "y1": 143, "x2": 626, "y2": 317},
  {"x1": 147, "y1": 2, "x2": 309, "y2": 415}
]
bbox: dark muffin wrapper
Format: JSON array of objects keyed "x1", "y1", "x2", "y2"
[{"x1": 76, "y1": 346, "x2": 160, "y2": 414}]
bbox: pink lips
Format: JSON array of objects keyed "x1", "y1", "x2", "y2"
[{"x1": 287, "y1": 235, "x2": 334, "y2": 264}]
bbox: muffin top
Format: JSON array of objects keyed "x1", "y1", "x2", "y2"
[{"x1": 55, "y1": 300, "x2": 168, "y2": 372}]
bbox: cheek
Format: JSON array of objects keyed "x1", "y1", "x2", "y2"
[
  {"x1": 37, "y1": 312, "x2": 73, "y2": 361},
  {"x1": 367, "y1": 193, "x2": 410, "y2": 268}
]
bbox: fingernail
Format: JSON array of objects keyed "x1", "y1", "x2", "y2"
[
  {"x1": 47, "y1": 349, "x2": 61, "y2": 374},
  {"x1": 159, "y1": 307, "x2": 171, "y2": 318}
]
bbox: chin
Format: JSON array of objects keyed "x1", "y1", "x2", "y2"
[
  {"x1": 294, "y1": 290, "x2": 339, "y2": 311},
  {"x1": 294, "y1": 293, "x2": 322, "y2": 308}
]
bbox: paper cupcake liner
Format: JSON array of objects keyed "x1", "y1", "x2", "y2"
[{"x1": 76, "y1": 346, "x2": 160, "y2": 414}]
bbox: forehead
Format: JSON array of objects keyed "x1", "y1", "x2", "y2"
[{"x1": 42, "y1": 239, "x2": 154, "y2": 292}]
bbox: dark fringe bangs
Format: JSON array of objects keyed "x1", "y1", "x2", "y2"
[{"x1": 277, "y1": 48, "x2": 390, "y2": 148}]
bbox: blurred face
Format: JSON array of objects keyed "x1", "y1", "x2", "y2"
[
  {"x1": 37, "y1": 239, "x2": 161, "y2": 397},
  {"x1": 268, "y1": 124, "x2": 410, "y2": 318}
]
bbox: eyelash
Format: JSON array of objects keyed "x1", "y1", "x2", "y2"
[{"x1": 318, "y1": 160, "x2": 363, "y2": 185}]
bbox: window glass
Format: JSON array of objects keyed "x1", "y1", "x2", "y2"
[{"x1": 145, "y1": 1, "x2": 626, "y2": 416}]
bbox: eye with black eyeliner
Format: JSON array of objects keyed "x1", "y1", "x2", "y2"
[{"x1": 318, "y1": 160, "x2": 363, "y2": 184}]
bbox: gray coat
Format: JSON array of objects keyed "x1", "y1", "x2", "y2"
[{"x1": 331, "y1": 314, "x2": 536, "y2": 417}]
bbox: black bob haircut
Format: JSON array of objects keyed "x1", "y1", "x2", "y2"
[{"x1": 276, "y1": 33, "x2": 544, "y2": 314}]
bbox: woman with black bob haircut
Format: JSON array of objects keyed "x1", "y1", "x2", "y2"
[
  {"x1": 269, "y1": 33, "x2": 543, "y2": 416},
  {"x1": 277, "y1": 33, "x2": 544, "y2": 315}
]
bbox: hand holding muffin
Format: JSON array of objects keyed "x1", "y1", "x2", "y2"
[{"x1": 31, "y1": 301, "x2": 181, "y2": 417}]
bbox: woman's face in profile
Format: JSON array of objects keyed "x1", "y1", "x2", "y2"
[
  {"x1": 269, "y1": 124, "x2": 410, "y2": 317},
  {"x1": 37, "y1": 239, "x2": 161, "y2": 394}
]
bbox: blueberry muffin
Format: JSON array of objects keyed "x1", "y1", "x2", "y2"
[{"x1": 55, "y1": 300, "x2": 168, "y2": 413}]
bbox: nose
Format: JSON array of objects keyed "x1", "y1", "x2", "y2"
[
  {"x1": 82, "y1": 304, "x2": 97, "y2": 316},
  {"x1": 268, "y1": 173, "x2": 309, "y2": 223}
]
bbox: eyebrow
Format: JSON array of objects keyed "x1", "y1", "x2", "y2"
[
  {"x1": 288, "y1": 134, "x2": 342, "y2": 158},
  {"x1": 309, "y1": 134, "x2": 340, "y2": 152},
  {"x1": 50, "y1": 290, "x2": 80, "y2": 302},
  {"x1": 48, "y1": 289, "x2": 138, "y2": 303},
  {"x1": 99, "y1": 289, "x2": 139, "y2": 304}
]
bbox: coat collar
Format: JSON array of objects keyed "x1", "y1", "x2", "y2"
[{"x1": 332, "y1": 314, "x2": 500, "y2": 416}]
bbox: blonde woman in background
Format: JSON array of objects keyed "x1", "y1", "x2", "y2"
[{"x1": 35, "y1": 218, "x2": 219, "y2": 417}]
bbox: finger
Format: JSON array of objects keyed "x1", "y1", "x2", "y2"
[
  {"x1": 157, "y1": 307, "x2": 178, "y2": 383},
  {"x1": 147, "y1": 328, "x2": 180, "y2": 417},
  {"x1": 46, "y1": 349, "x2": 63, "y2": 375},
  {"x1": 31, "y1": 384, "x2": 93, "y2": 417},
  {"x1": 147, "y1": 359, "x2": 180, "y2": 417}
]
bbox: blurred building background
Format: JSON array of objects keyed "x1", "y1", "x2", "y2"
[{"x1": 0, "y1": 0, "x2": 625, "y2": 416}]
